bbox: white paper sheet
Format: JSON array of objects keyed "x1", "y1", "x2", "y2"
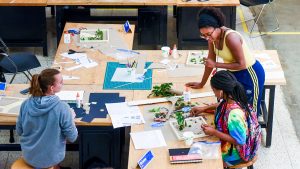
[
  {"x1": 65, "y1": 65, "x2": 83, "y2": 71},
  {"x1": 261, "y1": 60, "x2": 278, "y2": 70},
  {"x1": 62, "y1": 75, "x2": 80, "y2": 80},
  {"x1": 106, "y1": 102, "x2": 145, "y2": 128},
  {"x1": 61, "y1": 52, "x2": 87, "y2": 60},
  {"x1": 265, "y1": 71, "x2": 285, "y2": 80},
  {"x1": 111, "y1": 68, "x2": 146, "y2": 83},
  {"x1": 55, "y1": 90, "x2": 84, "y2": 101},
  {"x1": 130, "y1": 130, "x2": 167, "y2": 149},
  {"x1": 254, "y1": 53, "x2": 271, "y2": 59}
]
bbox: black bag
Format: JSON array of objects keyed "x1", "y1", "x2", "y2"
[{"x1": 0, "y1": 71, "x2": 5, "y2": 83}]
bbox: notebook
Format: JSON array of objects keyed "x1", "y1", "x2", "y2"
[{"x1": 169, "y1": 148, "x2": 202, "y2": 164}]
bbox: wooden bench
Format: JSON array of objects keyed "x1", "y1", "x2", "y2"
[
  {"x1": 228, "y1": 156, "x2": 258, "y2": 169},
  {"x1": 11, "y1": 158, "x2": 54, "y2": 169}
]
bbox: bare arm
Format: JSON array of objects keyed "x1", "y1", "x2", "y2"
[
  {"x1": 215, "y1": 32, "x2": 247, "y2": 70},
  {"x1": 201, "y1": 124, "x2": 238, "y2": 145},
  {"x1": 200, "y1": 41, "x2": 216, "y2": 85},
  {"x1": 186, "y1": 41, "x2": 216, "y2": 89},
  {"x1": 190, "y1": 102, "x2": 219, "y2": 116}
]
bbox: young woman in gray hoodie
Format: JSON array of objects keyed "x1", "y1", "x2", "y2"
[{"x1": 16, "y1": 68, "x2": 78, "y2": 169}]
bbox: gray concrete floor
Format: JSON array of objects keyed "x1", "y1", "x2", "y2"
[
  {"x1": 1, "y1": 3, "x2": 300, "y2": 169},
  {"x1": 256, "y1": 0, "x2": 300, "y2": 140}
]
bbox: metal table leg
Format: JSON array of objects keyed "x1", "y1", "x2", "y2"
[{"x1": 260, "y1": 85, "x2": 276, "y2": 148}]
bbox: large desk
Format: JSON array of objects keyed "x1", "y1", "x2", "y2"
[
  {"x1": 54, "y1": 22, "x2": 135, "y2": 85},
  {"x1": 0, "y1": 48, "x2": 285, "y2": 168},
  {"x1": 48, "y1": 0, "x2": 176, "y2": 47}
]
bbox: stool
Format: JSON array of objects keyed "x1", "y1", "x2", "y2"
[
  {"x1": 11, "y1": 158, "x2": 54, "y2": 169},
  {"x1": 228, "y1": 156, "x2": 258, "y2": 169}
]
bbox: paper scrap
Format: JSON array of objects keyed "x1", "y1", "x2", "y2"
[
  {"x1": 61, "y1": 52, "x2": 87, "y2": 60},
  {"x1": 254, "y1": 53, "x2": 271, "y2": 59},
  {"x1": 62, "y1": 75, "x2": 80, "y2": 80},
  {"x1": 106, "y1": 102, "x2": 145, "y2": 128},
  {"x1": 130, "y1": 130, "x2": 167, "y2": 149},
  {"x1": 55, "y1": 90, "x2": 84, "y2": 101},
  {"x1": 160, "y1": 59, "x2": 170, "y2": 65},
  {"x1": 167, "y1": 67, "x2": 202, "y2": 77},
  {"x1": 111, "y1": 68, "x2": 146, "y2": 83},
  {"x1": 265, "y1": 71, "x2": 285, "y2": 80},
  {"x1": 65, "y1": 65, "x2": 83, "y2": 71},
  {"x1": 261, "y1": 60, "x2": 278, "y2": 70}
]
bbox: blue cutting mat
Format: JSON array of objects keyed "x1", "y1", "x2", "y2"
[{"x1": 103, "y1": 62, "x2": 152, "y2": 90}]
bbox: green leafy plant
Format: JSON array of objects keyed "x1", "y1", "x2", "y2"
[
  {"x1": 95, "y1": 29, "x2": 103, "y2": 40},
  {"x1": 149, "y1": 107, "x2": 169, "y2": 122},
  {"x1": 199, "y1": 57, "x2": 205, "y2": 64},
  {"x1": 148, "y1": 83, "x2": 175, "y2": 98},
  {"x1": 175, "y1": 111, "x2": 185, "y2": 131},
  {"x1": 149, "y1": 107, "x2": 161, "y2": 113},
  {"x1": 175, "y1": 97, "x2": 199, "y2": 110}
]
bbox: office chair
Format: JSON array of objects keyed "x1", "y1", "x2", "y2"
[
  {"x1": 0, "y1": 38, "x2": 41, "y2": 84},
  {"x1": 240, "y1": 0, "x2": 280, "y2": 37}
]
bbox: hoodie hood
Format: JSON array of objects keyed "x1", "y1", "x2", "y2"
[{"x1": 27, "y1": 95, "x2": 61, "y2": 116}]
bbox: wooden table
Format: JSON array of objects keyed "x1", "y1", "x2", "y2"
[
  {"x1": 54, "y1": 47, "x2": 286, "y2": 147},
  {"x1": 49, "y1": 0, "x2": 174, "y2": 47},
  {"x1": 54, "y1": 22, "x2": 135, "y2": 85},
  {"x1": 252, "y1": 50, "x2": 286, "y2": 147},
  {"x1": 0, "y1": 48, "x2": 285, "y2": 168},
  {"x1": 47, "y1": 0, "x2": 176, "y2": 6},
  {"x1": 0, "y1": 0, "x2": 46, "y2": 6}
]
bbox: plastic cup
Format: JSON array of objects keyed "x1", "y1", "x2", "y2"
[
  {"x1": 183, "y1": 131, "x2": 194, "y2": 146},
  {"x1": 161, "y1": 46, "x2": 170, "y2": 58}
]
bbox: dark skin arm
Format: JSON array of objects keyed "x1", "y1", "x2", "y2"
[
  {"x1": 205, "y1": 32, "x2": 247, "y2": 70},
  {"x1": 185, "y1": 41, "x2": 216, "y2": 89},
  {"x1": 190, "y1": 103, "x2": 218, "y2": 116},
  {"x1": 201, "y1": 124, "x2": 239, "y2": 145}
]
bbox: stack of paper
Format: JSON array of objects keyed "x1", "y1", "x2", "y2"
[
  {"x1": 55, "y1": 90, "x2": 84, "y2": 102},
  {"x1": 105, "y1": 102, "x2": 145, "y2": 128},
  {"x1": 130, "y1": 130, "x2": 167, "y2": 149},
  {"x1": 60, "y1": 52, "x2": 98, "y2": 70}
]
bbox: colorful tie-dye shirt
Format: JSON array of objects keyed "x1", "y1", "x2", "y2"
[{"x1": 215, "y1": 103, "x2": 248, "y2": 165}]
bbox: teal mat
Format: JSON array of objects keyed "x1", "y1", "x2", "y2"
[{"x1": 103, "y1": 62, "x2": 152, "y2": 90}]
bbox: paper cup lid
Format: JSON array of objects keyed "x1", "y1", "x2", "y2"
[{"x1": 183, "y1": 131, "x2": 194, "y2": 138}]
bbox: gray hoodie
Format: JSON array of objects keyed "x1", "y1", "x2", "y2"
[{"x1": 16, "y1": 95, "x2": 78, "y2": 168}]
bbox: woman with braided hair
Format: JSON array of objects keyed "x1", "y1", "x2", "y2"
[
  {"x1": 186, "y1": 7, "x2": 265, "y2": 115},
  {"x1": 190, "y1": 70, "x2": 261, "y2": 166}
]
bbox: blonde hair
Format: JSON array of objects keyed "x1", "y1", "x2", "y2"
[{"x1": 29, "y1": 68, "x2": 60, "y2": 97}]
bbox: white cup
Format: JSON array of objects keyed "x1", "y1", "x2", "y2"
[
  {"x1": 161, "y1": 46, "x2": 170, "y2": 58},
  {"x1": 183, "y1": 131, "x2": 194, "y2": 146}
]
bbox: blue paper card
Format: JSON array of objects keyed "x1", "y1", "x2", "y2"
[
  {"x1": 0, "y1": 82, "x2": 6, "y2": 91},
  {"x1": 124, "y1": 20, "x2": 132, "y2": 33},
  {"x1": 103, "y1": 62, "x2": 152, "y2": 90},
  {"x1": 80, "y1": 93, "x2": 125, "y2": 123},
  {"x1": 68, "y1": 103, "x2": 87, "y2": 118},
  {"x1": 138, "y1": 150, "x2": 154, "y2": 169}
]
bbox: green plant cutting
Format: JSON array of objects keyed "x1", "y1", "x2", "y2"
[{"x1": 148, "y1": 83, "x2": 175, "y2": 98}]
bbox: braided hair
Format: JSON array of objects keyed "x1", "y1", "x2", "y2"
[
  {"x1": 198, "y1": 7, "x2": 226, "y2": 29},
  {"x1": 210, "y1": 70, "x2": 251, "y2": 113}
]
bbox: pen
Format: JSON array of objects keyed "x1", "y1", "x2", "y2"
[{"x1": 116, "y1": 48, "x2": 140, "y2": 55}]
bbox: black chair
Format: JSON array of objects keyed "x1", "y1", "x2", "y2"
[
  {"x1": 0, "y1": 38, "x2": 41, "y2": 84},
  {"x1": 240, "y1": 0, "x2": 279, "y2": 37}
]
